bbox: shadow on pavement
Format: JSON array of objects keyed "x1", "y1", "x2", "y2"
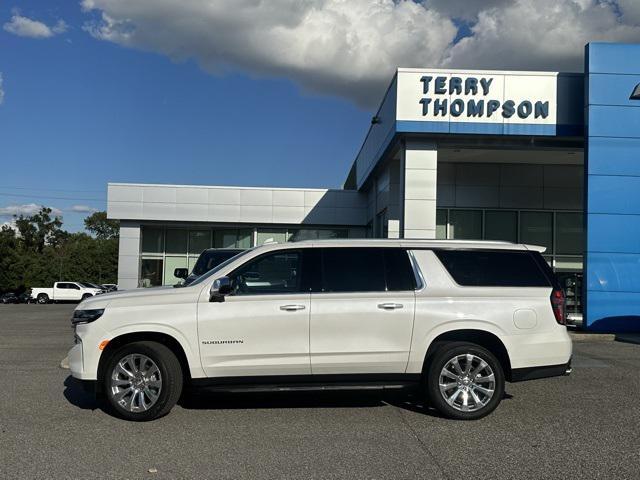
[
  {"x1": 180, "y1": 388, "x2": 449, "y2": 418},
  {"x1": 63, "y1": 375, "x2": 103, "y2": 411},
  {"x1": 64, "y1": 375, "x2": 513, "y2": 419}
]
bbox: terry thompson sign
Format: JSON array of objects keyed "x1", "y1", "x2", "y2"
[
  {"x1": 395, "y1": 69, "x2": 560, "y2": 126},
  {"x1": 419, "y1": 76, "x2": 548, "y2": 120}
]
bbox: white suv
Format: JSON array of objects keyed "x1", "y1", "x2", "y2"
[{"x1": 68, "y1": 240, "x2": 572, "y2": 421}]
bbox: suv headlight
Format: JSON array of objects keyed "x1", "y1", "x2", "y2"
[{"x1": 71, "y1": 309, "x2": 104, "y2": 325}]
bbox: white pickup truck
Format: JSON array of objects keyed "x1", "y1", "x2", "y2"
[{"x1": 31, "y1": 282, "x2": 104, "y2": 304}]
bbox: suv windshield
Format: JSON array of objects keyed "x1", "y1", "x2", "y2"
[
  {"x1": 189, "y1": 249, "x2": 253, "y2": 287},
  {"x1": 192, "y1": 250, "x2": 243, "y2": 276}
]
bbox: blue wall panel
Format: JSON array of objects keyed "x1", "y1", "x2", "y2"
[
  {"x1": 588, "y1": 137, "x2": 640, "y2": 176},
  {"x1": 586, "y1": 252, "x2": 640, "y2": 292},
  {"x1": 394, "y1": 120, "x2": 582, "y2": 137},
  {"x1": 585, "y1": 42, "x2": 640, "y2": 331},
  {"x1": 588, "y1": 214, "x2": 640, "y2": 254},
  {"x1": 587, "y1": 176, "x2": 640, "y2": 214},
  {"x1": 588, "y1": 43, "x2": 640, "y2": 75},
  {"x1": 588, "y1": 105, "x2": 640, "y2": 138},
  {"x1": 585, "y1": 292, "x2": 640, "y2": 332},
  {"x1": 588, "y1": 74, "x2": 640, "y2": 106}
]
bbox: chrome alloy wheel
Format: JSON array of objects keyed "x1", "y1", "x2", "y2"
[
  {"x1": 110, "y1": 354, "x2": 162, "y2": 412},
  {"x1": 438, "y1": 354, "x2": 495, "y2": 412}
]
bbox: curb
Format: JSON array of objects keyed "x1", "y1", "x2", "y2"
[
  {"x1": 616, "y1": 334, "x2": 640, "y2": 345},
  {"x1": 569, "y1": 332, "x2": 615, "y2": 342}
]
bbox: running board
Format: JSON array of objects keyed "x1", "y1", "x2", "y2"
[
  {"x1": 189, "y1": 374, "x2": 422, "y2": 393},
  {"x1": 199, "y1": 383, "x2": 418, "y2": 394}
]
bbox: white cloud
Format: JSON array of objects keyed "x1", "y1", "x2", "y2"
[
  {"x1": 0, "y1": 203, "x2": 63, "y2": 217},
  {"x1": 70, "y1": 205, "x2": 98, "y2": 213},
  {"x1": 1, "y1": 220, "x2": 18, "y2": 232},
  {"x1": 443, "y1": 0, "x2": 640, "y2": 71},
  {"x1": 81, "y1": 0, "x2": 457, "y2": 107},
  {"x1": 3, "y1": 14, "x2": 67, "y2": 39},
  {"x1": 81, "y1": 0, "x2": 640, "y2": 108},
  {"x1": 0, "y1": 73, "x2": 4, "y2": 105}
]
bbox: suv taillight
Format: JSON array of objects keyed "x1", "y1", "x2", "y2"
[{"x1": 551, "y1": 288, "x2": 566, "y2": 325}]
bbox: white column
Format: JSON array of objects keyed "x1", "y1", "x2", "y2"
[
  {"x1": 117, "y1": 221, "x2": 141, "y2": 290},
  {"x1": 402, "y1": 142, "x2": 438, "y2": 239},
  {"x1": 387, "y1": 159, "x2": 402, "y2": 239}
]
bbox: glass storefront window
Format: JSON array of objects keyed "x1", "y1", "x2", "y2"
[
  {"x1": 257, "y1": 229, "x2": 288, "y2": 245},
  {"x1": 166, "y1": 229, "x2": 188, "y2": 254},
  {"x1": 163, "y1": 256, "x2": 188, "y2": 285},
  {"x1": 449, "y1": 210, "x2": 482, "y2": 240},
  {"x1": 436, "y1": 209, "x2": 447, "y2": 239},
  {"x1": 141, "y1": 227, "x2": 164, "y2": 253},
  {"x1": 556, "y1": 213, "x2": 583, "y2": 255},
  {"x1": 520, "y1": 212, "x2": 553, "y2": 252},
  {"x1": 289, "y1": 229, "x2": 347, "y2": 241},
  {"x1": 237, "y1": 229, "x2": 253, "y2": 248},
  {"x1": 188, "y1": 255, "x2": 199, "y2": 272},
  {"x1": 317, "y1": 229, "x2": 347, "y2": 239},
  {"x1": 189, "y1": 230, "x2": 211, "y2": 254},
  {"x1": 555, "y1": 256, "x2": 583, "y2": 272},
  {"x1": 485, "y1": 211, "x2": 517, "y2": 242},
  {"x1": 376, "y1": 209, "x2": 388, "y2": 238},
  {"x1": 140, "y1": 258, "x2": 163, "y2": 287},
  {"x1": 214, "y1": 229, "x2": 238, "y2": 248}
]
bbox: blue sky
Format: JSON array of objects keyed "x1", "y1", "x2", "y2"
[
  {"x1": 2, "y1": 0, "x2": 640, "y2": 232},
  {"x1": 0, "y1": 1, "x2": 372, "y2": 231}
]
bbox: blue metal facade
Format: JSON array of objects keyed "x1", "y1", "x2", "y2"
[{"x1": 585, "y1": 43, "x2": 640, "y2": 331}]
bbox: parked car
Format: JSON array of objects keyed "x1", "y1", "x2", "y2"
[
  {"x1": 79, "y1": 282, "x2": 107, "y2": 294},
  {"x1": 176, "y1": 248, "x2": 244, "y2": 286},
  {"x1": 1, "y1": 293, "x2": 19, "y2": 304},
  {"x1": 31, "y1": 282, "x2": 103, "y2": 304},
  {"x1": 68, "y1": 239, "x2": 572, "y2": 421},
  {"x1": 17, "y1": 292, "x2": 32, "y2": 304}
]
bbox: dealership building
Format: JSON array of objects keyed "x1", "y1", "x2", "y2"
[{"x1": 108, "y1": 43, "x2": 640, "y2": 332}]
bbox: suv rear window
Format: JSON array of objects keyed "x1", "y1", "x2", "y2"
[
  {"x1": 321, "y1": 248, "x2": 415, "y2": 293},
  {"x1": 433, "y1": 249, "x2": 551, "y2": 287}
]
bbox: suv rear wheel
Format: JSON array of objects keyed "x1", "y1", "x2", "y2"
[
  {"x1": 37, "y1": 293, "x2": 49, "y2": 304},
  {"x1": 103, "y1": 341, "x2": 183, "y2": 421},
  {"x1": 426, "y1": 342, "x2": 504, "y2": 420}
]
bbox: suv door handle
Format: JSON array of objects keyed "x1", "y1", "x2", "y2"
[
  {"x1": 378, "y1": 303, "x2": 403, "y2": 310},
  {"x1": 279, "y1": 304, "x2": 306, "y2": 311}
]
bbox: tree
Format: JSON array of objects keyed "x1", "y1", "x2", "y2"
[
  {"x1": 0, "y1": 208, "x2": 119, "y2": 292},
  {"x1": 84, "y1": 211, "x2": 119, "y2": 240},
  {"x1": 14, "y1": 207, "x2": 64, "y2": 253}
]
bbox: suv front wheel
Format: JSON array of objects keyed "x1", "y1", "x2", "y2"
[
  {"x1": 103, "y1": 341, "x2": 183, "y2": 421},
  {"x1": 426, "y1": 342, "x2": 505, "y2": 420}
]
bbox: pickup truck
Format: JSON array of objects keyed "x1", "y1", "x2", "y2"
[{"x1": 31, "y1": 282, "x2": 104, "y2": 304}]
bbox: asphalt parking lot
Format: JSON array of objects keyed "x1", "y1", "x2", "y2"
[{"x1": 1, "y1": 304, "x2": 639, "y2": 480}]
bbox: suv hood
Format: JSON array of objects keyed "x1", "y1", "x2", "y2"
[{"x1": 77, "y1": 285, "x2": 201, "y2": 310}]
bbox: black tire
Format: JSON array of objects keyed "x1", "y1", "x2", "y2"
[
  {"x1": 425, "y1": 342, "x2": 505, "y2": 420},
  {"x1": 81, "y1": 293, "x2": 92, "y2": 301},
  {"x1": 37, "y1": 293, "x2": 49, "y2": 304},
  {"x1": 102, "y1": 341, "x2": 183, "y2": 421}
]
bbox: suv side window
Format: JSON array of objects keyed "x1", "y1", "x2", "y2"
[
  {"x1": 384, "y1": 249, "x2": 416, "y2": 291},
  {"x1": 230, "y1": 250, "x2": 302, "y2": 295},
  {"x1": 433, "y1": 249, "x2": 551, "y2": 287},
  {"x1": 57, "y1": 283, "x2": 68, "y2": 289},
  {"x1": 321, "y1": 248, "x2": 386, "y2": 292}
]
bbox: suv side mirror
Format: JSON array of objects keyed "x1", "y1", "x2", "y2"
[
  {"x1": 210, "y1": 276, "x2": 232, "y2": 302},
  {"x1": 174, "y1": 268, "x2": 189, "y2": 279}
]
